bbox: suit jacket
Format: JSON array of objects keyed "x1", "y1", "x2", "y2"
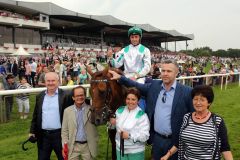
[
  {"x1": 119, "y1": 76, "x2": 194, "y2": 145},
  {"x1": 12, "y1": 63, "x2": 18, "y2": 76},
  {"x1": 30, "y1": 88, "x2": 73, "y2": 137},
  {"x1": 61, "y1": 104, "x2": 99, "y2": 158}
]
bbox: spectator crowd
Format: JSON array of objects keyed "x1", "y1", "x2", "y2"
[{"x1": 0, "y1": 48, "x2": 239, "y2": 89}]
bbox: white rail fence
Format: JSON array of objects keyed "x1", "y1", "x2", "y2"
[{"x1": 0, "y1": 73, "x2": 239, "y2": 123}]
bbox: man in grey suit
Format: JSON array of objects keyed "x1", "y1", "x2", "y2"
[
  {"x1": 61, "y1": 86, "x2": 99, "y2": 160},
  {"x1": 109, "y1": 59, "x2": 194, "y2": 160},
  {"x1": 29, "y1": 72, "x2": 73, "y2": 160}
]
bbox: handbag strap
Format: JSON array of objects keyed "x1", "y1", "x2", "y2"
[{"x1": 212, "y1": 113, "x2": 220, "y2": 159}]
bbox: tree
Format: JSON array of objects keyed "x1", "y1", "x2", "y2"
[{"x1": 182, "y1": 47, "x2": 240, "y2": 58}]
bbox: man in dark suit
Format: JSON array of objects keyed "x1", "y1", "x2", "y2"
[
  {"x1": 11, "y1": 60, "x2": 18, "y2": 77},
  {"x1": 109, "y1": 59, "x2": 194, "y2": 160},
  {"x1": 29, "y1": 72, "x2": 73, "y2": 160}
]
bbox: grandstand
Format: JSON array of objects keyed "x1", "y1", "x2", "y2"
[{"x1": 0, "y1": 0, "x2": 194, "y2": 54}]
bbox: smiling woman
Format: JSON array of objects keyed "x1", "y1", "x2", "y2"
[
  {"x1": 191, "y1": 85, "x2": 214, "y2": 121},
  {"x1": 110, "y1": 87, "x2": 150, "y2": 160},
  {"x1": 160, "y1": 85, "x2": 233, "y2": 160},
  {"x1": 125, "y1": 87, "x2": 141, "y2": 110}
]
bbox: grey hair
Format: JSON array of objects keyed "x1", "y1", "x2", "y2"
[
  {"x1": 45, "y1": 72, "x2": 60, "y2": 81},
  {"x1": 161, "y1": 59, "x2": 179, "y2": 68}
]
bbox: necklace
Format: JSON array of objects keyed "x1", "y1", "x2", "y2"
[{"x1": 194, "y1": 111, "x2": 210, "y2": 120}]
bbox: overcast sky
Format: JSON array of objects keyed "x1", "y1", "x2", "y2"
[{"x1": 20, "y1": 0, "x2": 240, "y2": 51}]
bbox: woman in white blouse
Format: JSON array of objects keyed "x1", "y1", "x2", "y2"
[{"x1": 110, "y1": 87, "x2": 150, "y2": 160}]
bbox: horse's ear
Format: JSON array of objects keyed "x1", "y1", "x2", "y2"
[
  {"x1": 103, "y1": 66, "x2": 109, "y2": 75},
  {"x1": 86, "y1": 64, "x2": 93, "y2": 76},
  {"x1": 96, "y1": 63, "x2": 105, "y2": 71}
]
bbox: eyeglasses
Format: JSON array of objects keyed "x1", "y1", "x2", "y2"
[
  {"x1": 74, "y1": 94, "x2": 85, "y2": 98},
  {"x1": 162, "y1": 91, "x2": 167, "y2": 103}
]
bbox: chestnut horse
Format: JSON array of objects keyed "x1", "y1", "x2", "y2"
[{"x1": 88, "y1": 67, "x2": 126, "y2": 160}]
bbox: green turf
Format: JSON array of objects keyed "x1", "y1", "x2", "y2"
[{"x1": 0, "y1": 83, "x2": 239, "y2": 159}]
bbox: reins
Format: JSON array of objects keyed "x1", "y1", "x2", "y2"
[{"x1": 91, "y1": 78, "x2": 113, "y2": 160}]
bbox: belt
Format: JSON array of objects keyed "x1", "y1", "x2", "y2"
[
  {"x1": 155, "y1": 132, "x2": 172, "y2": 139},
  {"x1": 42, "y1": 129, "x2": 61, "y2": 134},
  {"x1": 75, "y1": 141, "x2": 87, "y2": 144}
]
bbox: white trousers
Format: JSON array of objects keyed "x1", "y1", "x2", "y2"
[{"x1": 16, "y1": 98, "x2": 30, "y2": 113}]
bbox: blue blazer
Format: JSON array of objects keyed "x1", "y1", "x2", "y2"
[{"x1": 119, "y1": 76, "x2": 194, "y2": 144}]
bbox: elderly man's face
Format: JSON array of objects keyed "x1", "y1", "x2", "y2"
[{"x1": 45, "y1": 72, "x2": 59, "y2": 92}]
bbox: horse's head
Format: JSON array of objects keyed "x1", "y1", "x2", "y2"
[{"x1": 88, "y1": 66, "x2": 125, "y2": 125}]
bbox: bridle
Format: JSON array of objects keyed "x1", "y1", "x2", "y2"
[
  {"x1": 90, "y1": 77, "x2": 115, "y2": 124},
  {"x1": 91, "y1": 77, "x2": 118, "y2": 160}
]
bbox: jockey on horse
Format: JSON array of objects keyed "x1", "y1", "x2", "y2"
[
  {"x1": 86, "y1": 27, "x2": 151, "y2": 159},
  {"x1": 107, "y1": 26, "x2": 151, "y2": 110}
]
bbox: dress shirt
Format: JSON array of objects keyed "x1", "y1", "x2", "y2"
[
  {"x1": 154, "y1": 80, "x2": 177, "y2": 135},
  {"x1": 42, "y1": 89, "x2": 61, "y2": 130},
  {"x1": 31, "y1": 62, "x2": 37, "y2": 72},
  {"x1": 10, "y1": 63, "x2": 13, "y2": 73},
  {"x1": 75, "y1": 103, "x2": 87, "y2": 141}
]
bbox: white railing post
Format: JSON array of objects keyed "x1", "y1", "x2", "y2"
[
  {"x1": 86, "y1": 87, "x2": 90, "y2": 98},
  {"x1": 225, "y1": 75, "x2": 228, "y2": 90}
]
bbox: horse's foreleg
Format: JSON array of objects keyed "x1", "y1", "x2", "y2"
[{"x1": 108, "y1": 129, "x2": 117, "y2": 160}]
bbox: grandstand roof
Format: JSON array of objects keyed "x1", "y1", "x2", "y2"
[{"x1": 0, "y1": 0, "x2": 194, "y2": 42}]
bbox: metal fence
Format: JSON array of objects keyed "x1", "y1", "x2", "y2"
[{"x1": 0, "y1": 73, "x2": 239, "y2": 123}]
